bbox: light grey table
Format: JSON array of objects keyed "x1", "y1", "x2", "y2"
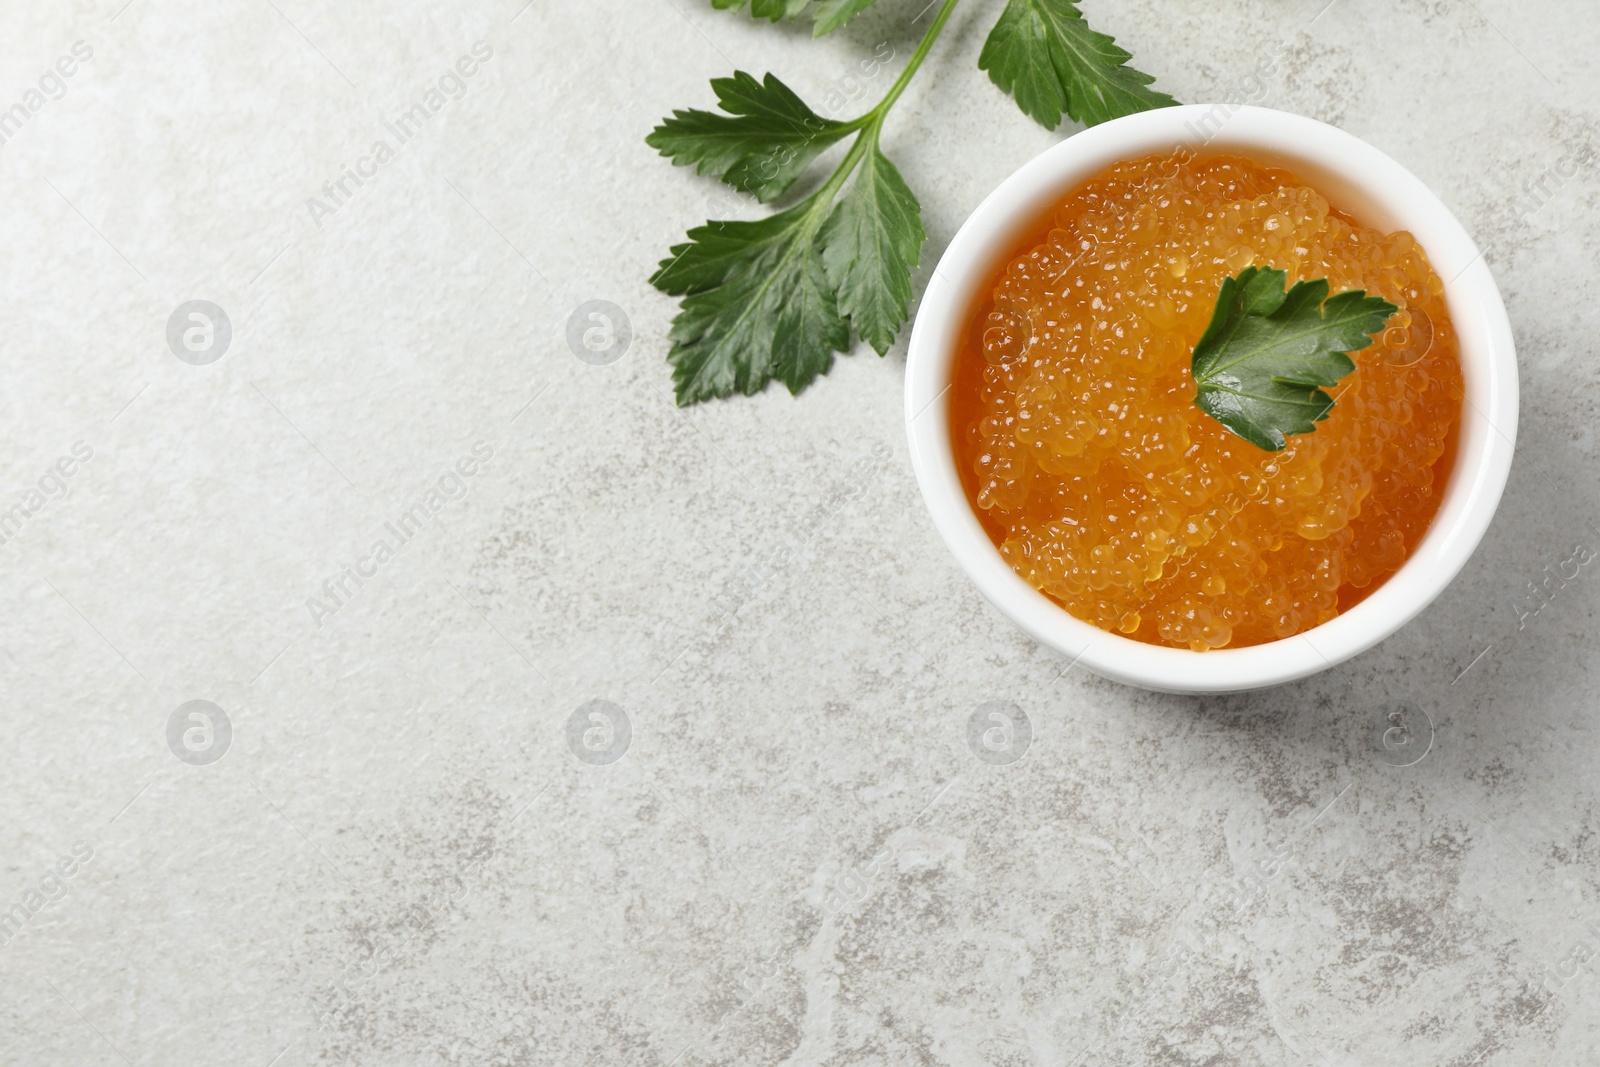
[{"x1": 2, "y1": 0, "x2": 1597, "y2": 1064}]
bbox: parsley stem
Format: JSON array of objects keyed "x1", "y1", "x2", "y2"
[
  {"x1": 810, "y1": 126, "x2": 875, "y2": 213},
  {"x1": 869, "y1": 0, "x2": 963, "y2": 125},
  {"x1": 814, "y1": 0, "x2": 963, "y2": 208}
]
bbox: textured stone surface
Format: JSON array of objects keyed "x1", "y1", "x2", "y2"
[{"x1": 1, "y1": 1, "x2": 1597, "y2": 1064}]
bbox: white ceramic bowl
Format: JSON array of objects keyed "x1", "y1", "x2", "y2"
[{"x1": 905, "y1": 104, "x2": 1517, "y2": 694}]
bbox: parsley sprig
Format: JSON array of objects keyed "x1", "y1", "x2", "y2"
[
  {"x1": 649, "y1": 0, "x2": 1176, "y2": 405},
  {"x1": 1191, "y1": 266, "x2": 1398, "y2": 451}
]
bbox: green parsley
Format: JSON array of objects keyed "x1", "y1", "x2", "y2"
[
  {"x1": 1190, "y1": 266, "x2": 1399, "y2": 451},
  {"x1": 647, "y1": 72, "x2": 852, "y2": 204},
  {"x1": 649, "y1": 0, "x2": 1175, "y2": 405},
  {"x1": 977, "y1": 0, "x2": 1177, "y2": 128}
]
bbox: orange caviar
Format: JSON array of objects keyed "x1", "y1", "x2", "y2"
[{"x1": 951, "y1": 153, "x2": 1462, "y2": 651}]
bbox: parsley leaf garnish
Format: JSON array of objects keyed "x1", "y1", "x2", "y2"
[
  {"x1": 1190, "y1": 266, "x2": 1398, "y2": 451},
  {"x1": 978, "y1": 0, "x2": 1175, "y2": 128},
  {"x1": 820, "y1": 142, "x2": 925, "y2": 355},
  {"x1": 651, "y1": 200, "x2": 844, "y2": 401},
  {"x1": 645, "y1": 72, "x2": 852, "y2": 203},
  {"x1": 650, "y1": 127, "x2": 921, "y2": 403}
]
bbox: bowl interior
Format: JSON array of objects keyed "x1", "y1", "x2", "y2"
[{"x1": 905, "y1": 105, "x2": 1517, "y2": 694}]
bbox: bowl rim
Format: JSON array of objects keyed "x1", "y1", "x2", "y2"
[{"x1": 903, "y1": 104, "x2": 1518, "y2": 694}]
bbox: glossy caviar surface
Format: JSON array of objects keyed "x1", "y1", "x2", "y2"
[{"x1": 950, "y1": 153, "x2": 1463, "y2": 651}]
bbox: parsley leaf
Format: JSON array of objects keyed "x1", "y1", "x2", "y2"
[
  {"x1": 650, "y1": 126, "x2": 924, "y2": 403},
  {"x1": 651, "y1": 200, "x2": 845, "y2": 402},
  {"x1": 711, "y1": 0, "x2": 884, "y2": 35},
  {"x1": 1190, "y1": 266, "x2": 1398, "y2": 451},
  {"x1": 978, "y1": 0, "x2": 1176, "y2": 128},
  {"x1": 646, "y1": 72, "x2": 852, "y2": 203},
  {"x1": 820, "y1": 142, "x2": 924, "y2": 354},
  {"x1": 651, "y1": 191, "x2": 848, "y2": 403}
]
